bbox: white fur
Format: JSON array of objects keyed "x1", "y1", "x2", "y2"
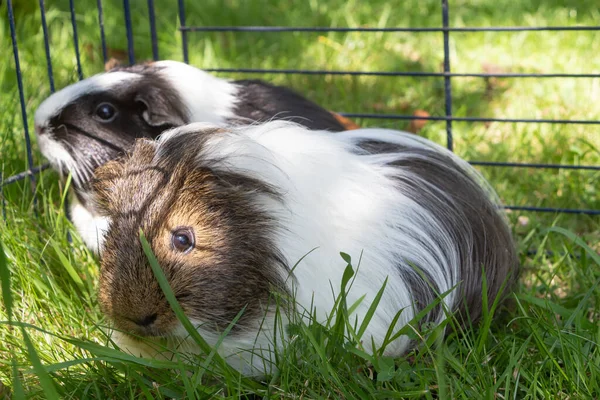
[
  {"x1": 36, "y1": 134, "x2": 79, "y2": 182},
  {"x1": 153, "y1": 61, "x2": 239, "y2": 123},
  {"x1": 70, "y1": 194, "x2": 110, "y2": 254},
  {"x1": 140, "y1": 121, "x2": 497, "y2": 374},
  {"x1": 34, "y1": 62, "x2": 239, "y2": 129},
  {"x1": 37, "y1": 133, "x2": 110, "y2": 253},
  {"x1": 113, "y1": 315, "x2": 282, "y2": 376},
  {"x1": 34, "y1": 72, "x2": 139, "y2": 128}
]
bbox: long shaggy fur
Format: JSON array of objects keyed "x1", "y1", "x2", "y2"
[{"x1": 92, "y1": 120, "x2": 519, "y2": 376}]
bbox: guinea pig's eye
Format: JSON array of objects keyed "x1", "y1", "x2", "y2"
[
  {"x1": 171, "y1": 227, "x2": 195, "y2": 253},
  {"x1": 94, "y1": 102, "x2": 117, "y2": 122}
]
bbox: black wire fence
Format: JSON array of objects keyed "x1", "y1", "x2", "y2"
[{"x1": 2, "y1": 0, "x2": 600, "y2": 219}]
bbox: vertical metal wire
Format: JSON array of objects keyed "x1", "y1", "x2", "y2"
[
  {"x1": 97, "y1": 0, "x2": 108, "y2": 64},
  {"x1": 441, "y1": 0, "x2": 453, "y2": 151},
  {"x1": 7, "y1": 0, "x2": 38, "y2": 211},
  {"x1": 38, "y1": 0, "x2": 55, "y2": 92},
  {"x1": 147, "y1": 0, "x2": 159, "y2": 60},
  {"x1": 39, "y1": 0, "x2": 72, "y2": 238},
  {"x1": 69, "y1": 0, "x2": 84, "y2": 80},
  {"x1": 123, "y1": 0, "x2": 136, "y2": 64},
  {"x1": 1, "y1": 172, "x2": 6, "y2": 222},
  {"x1": 177, "y1": 0, "x2": 189, "y2": 63}
]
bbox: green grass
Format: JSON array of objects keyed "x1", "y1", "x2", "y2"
[{"x1": 1, "y1": 0, "x2": 599, "y2": 398}]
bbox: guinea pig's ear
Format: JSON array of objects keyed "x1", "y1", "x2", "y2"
[
  {"x1": 134, "y1": 86, "x2": 188, "y2": 128},
  {"x1": 91, "y1": 158, "x2": 127, "y2": 215},
  {"x1": 91, "y1": 139, "x2": 158, "y2": 214},
  {"x1": 104, "y1": 58, "x2": 123, "y2": 72}
]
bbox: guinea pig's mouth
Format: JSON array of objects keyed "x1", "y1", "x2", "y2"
[
  {"x1": 122, "y1": 328, "x2": 172, "y2": 340},
  {"x1": 36, "y1": 133, "x2": 81, "y2": 182},
  {"x1": 114, "y1": 316, "x2": 213, "y2": 343},
  {"x1": 36, "y1": 132, "x2": 99, "y2": 190},
  {"x1": 113, "y1": 318, "x2": 177, "y2": 340},
  {"x1": 36, "y1": 125, "x2": 126, "y2": 190}
]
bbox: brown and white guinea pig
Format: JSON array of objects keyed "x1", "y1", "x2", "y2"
[
  {"x1": 90, "y1": 120, "x2": 518, "y2": 376},
  {"x1": 33, "y1": 60, "x2": 359, "y2": 252}
]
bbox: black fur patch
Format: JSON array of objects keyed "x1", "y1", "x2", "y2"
[
  {"x1": 231, "y1": 80, "x2": 347, "y2": 132},
  {"x1": 355, "y1": 139, "x2": 408, "y2": 155},
  {"x1": 356, "y1": 138, "x2": 519, "y2": 325}
]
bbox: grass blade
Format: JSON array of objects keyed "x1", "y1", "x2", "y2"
[
  {"x1": 139, "y1": 231, "x2": 217, "y2": 355},
  {"x1": 547, "y1": 226, "x2": 600, "y2": 265},
  {"x1": 197, "y1": 306, "x2": 246, "y2": 382},
  {"x1": 49, "y1": 240, "x2": 84, "y2": 288},
  {"x1": 21, "y1": 328, "x2": 60, "y2": 398},
  {"x1": 356, "y1": 277, "x2": 388, "y2": 340},
  {"x1": 11, "y1": 359, "x2": 25, "y2": 400},
  {"x1": 139, "y1": 230, "x2": 257, "y2": 387},
  {"x1": 0, "y1": 236, "x2": 12, "y2": 321}
]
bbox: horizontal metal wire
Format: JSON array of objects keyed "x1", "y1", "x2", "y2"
[
  {"x1": 469, "y1": 161, "x2": 600, "y2": 171},
  {"x1": 1, "y1": 165, "x2": 50, "y2": 187},
  {"x1": 505, "y1": 206, "x2": 600, "y2": 215},
  {"x1": 181, "y1": 25, "x2": 600, "y2": 33},
  {"x1": 204, "y1": 67, "x2": 600, "y2": 78},
  {"x1": 338, "y1": 112, "x2": 600, "y2": 125},
  {"x1": 525, "y1": 249, "x2": 583, "y2": 259}
]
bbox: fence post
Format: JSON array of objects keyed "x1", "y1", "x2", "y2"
[
  {"x1": 123, "y1": 0, "x2": 136, "y2": 65},
  {"x1": 177, "y1": 0, "x2": 189, "y2": 63},
  {"x1": 441, "y1": 0, "x2": 453, "y2": 152},
  {"x1": 7, "y1": 0, "x2": 38, "y2": 213}
]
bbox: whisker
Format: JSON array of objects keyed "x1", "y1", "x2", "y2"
[{"x1": 62, "y1": 123, "x2": 126, "y2": 153}]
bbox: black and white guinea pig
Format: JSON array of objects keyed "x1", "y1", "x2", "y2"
[
  {"x1": 33, "y1": 60, "x2": 359, "y2": 252},
  {"x1": 90, "y1": 120, "x2": 519, "y2": 376}
]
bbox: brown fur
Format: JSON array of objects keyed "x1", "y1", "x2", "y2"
[{"x1": 93, "y1": 137, "x2": 288, "y2": 338}]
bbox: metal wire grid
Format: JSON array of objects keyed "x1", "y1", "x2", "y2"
[{"x1": 2, "y1": 0, "x2": 600, "y2": 219}]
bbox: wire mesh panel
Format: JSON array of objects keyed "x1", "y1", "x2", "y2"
[
  {"x1": 5, "y1": 0, "x2": 38, "y2": 215},
  {"x1": 2, "y1": 0, "x2": 599, "y2": 219}
]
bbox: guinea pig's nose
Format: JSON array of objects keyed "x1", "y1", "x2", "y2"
[{"x1": 132, "y1": 313, "x2": 158, "y2": 327}]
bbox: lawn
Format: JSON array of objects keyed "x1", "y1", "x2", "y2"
[{"x1": 1, "y1": 0, "x2": 599, "y2": 398}]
